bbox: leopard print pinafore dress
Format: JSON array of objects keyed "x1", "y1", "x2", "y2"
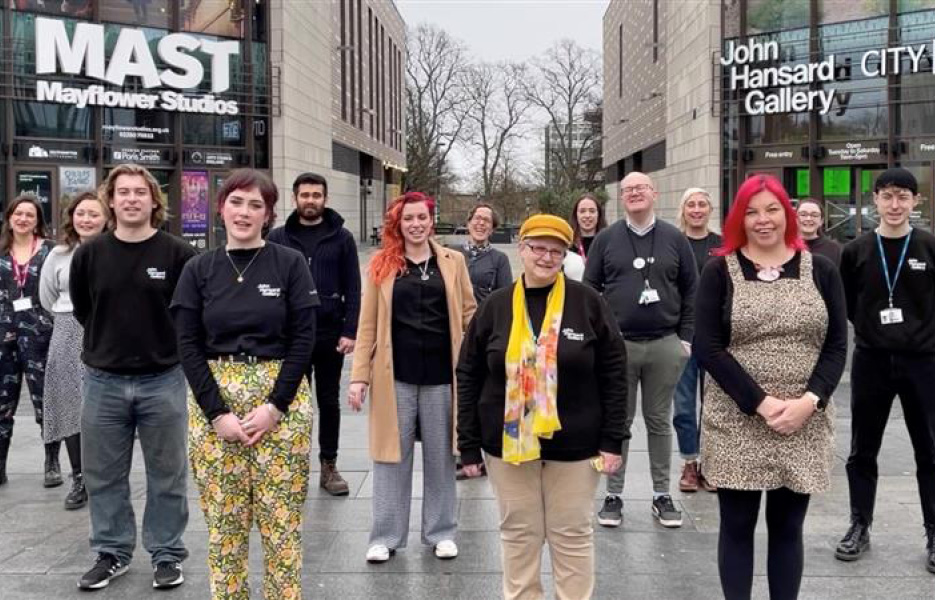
[{"x1": 700, "y1": 252, "x2": 835, "y2": 494}]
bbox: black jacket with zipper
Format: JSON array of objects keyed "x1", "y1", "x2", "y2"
[{"x1": 268, "y1": 208, "x2": 361, "y2": 340}]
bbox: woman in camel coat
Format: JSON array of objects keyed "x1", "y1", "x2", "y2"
[{"x1": 349, "y1": 191, "x2": 476, "y2": 563}]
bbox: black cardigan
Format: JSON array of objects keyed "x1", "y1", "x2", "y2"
[{"x1": 456, "y1": 278, "x2": 629, "y2": 465}]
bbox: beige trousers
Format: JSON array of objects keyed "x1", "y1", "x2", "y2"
[{"x1": 485, "y1": 455, "x2": 601, "y2": 600}]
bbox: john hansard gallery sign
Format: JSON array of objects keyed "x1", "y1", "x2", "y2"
[
  {"x1": 34, "y1": 17, "x2": 240, "y2": 116},
  {"x1": 722, "y1": 37, "x2": 934, "y2": 116}
]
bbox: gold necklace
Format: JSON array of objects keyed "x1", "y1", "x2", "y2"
[{"x1": 226, "y1": 245, "x2": 263, "y2": 283}]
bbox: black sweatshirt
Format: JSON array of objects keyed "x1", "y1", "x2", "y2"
[
  {"x1": 806, "y1": 235, "x2": 843, "y2": 268},
  {"x1": 584, "y1": 219, "x2": 697, "y2": 342},
  {"x1": 687, "y1": 232, "x2": 722, "y2": 275},
  {"x1": 694, "y1": 252, "x2": 848, "y2": 415},
  {"x1": 170, "y1": 243, "x2": 318, "y2": 419},
  {"x1": 840, "y1": 228, "x2": 935, "y2": 354},
  {"x1": 70, "y1": 230, "x2": 196, "y2": 374},
  {"x1": 267, "y1": 208, "x2": 361, "y2": 340},
  {"x1": 456, "y1": 278, "x2": 629, "y2": 465}
]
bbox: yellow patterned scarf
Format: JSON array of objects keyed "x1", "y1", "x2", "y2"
[{"x1": 502, "y1": 274, "x2": 564, "y2": 464}]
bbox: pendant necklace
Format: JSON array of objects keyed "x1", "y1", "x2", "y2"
[
  {"x1": 754, "y1": 262, "x2": 783, "y2": 282},
  {"x1": 227, "y1": 245, "x2": 264, "y2": 283},
  {"x1": 417, "y1": 259, "x2": 431, "y2": 281}
]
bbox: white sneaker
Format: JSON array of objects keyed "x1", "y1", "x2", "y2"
[
  {"x1": 434, "y1": 539, "x2": 458, "y2": 559},
  {"x1": 366, "y1": 544, "x2": 392, "y2": 563}
]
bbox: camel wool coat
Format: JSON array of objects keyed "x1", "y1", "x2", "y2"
[{"x1": 350, "y1": 239, "x2": 477, "y2": 463}]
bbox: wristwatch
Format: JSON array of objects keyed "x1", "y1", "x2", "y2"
[{"x1": 804, "y1": 391, "x2": 824, "y2": 412}]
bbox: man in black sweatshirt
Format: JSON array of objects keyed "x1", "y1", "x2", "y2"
[
  {"x1": 835, "y1": 167, "x2": 935, "y2": 574},
  {"x1": 267, "y1": 172, "x2": 360, "y2": 496},
  {"x1": 70, "y1": 164, "x2": 196, "y2": 591},
  {"x1": 584, "y1": 171, "x2": 697, "y2": 530}
]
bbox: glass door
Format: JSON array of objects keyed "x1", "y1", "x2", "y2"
[{"x1": 821, "y1": 167, "x2": 856, "y2": 242}]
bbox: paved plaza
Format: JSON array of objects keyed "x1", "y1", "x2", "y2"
[{"x1": 1, "y1": 244, "x2": 933, "y2": 599}]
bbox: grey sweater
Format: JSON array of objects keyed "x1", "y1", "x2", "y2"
[{"x1": 584, "y1": 219, "x2": 697, "y2": 341}]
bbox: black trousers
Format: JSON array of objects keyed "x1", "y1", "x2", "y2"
[
  {"x1": 717, "y1": 487, "x2": 810, "y2": 600},
  {"x1": 307, "y1": 336, "x2": 346, "y2": 461},
  {"x1": 846, "y1": 347, "x2": 935, "y2": 527}
]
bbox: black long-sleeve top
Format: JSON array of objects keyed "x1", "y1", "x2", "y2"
[
  {"x1": 806, "y1": 235, "x2": 843, "y2": 268},
  {"x1": 391, "y1": 256, "x2": 452, "y2": 385},
  {"x1": 70, "y1": 231, "x2": 196, "y2": 373},
  {"x1": 267, "y1": 208, "x2": 361, "y2": 340},
  {"x1": 840, "y1": 229, "x2": 935, "y2": 354},
  {"x1": 170, "y1": 244, "x2": 318, "y2": 420},
  {"x1": 694, "y1": 251, "x2": 847, "y2": 415},
  {"x1": 456, "y1": 278, "x2": 629, "y2": 465}
]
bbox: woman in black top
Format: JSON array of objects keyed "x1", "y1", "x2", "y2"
[
  {"x1": 457, "y1": 214, "x2": 627, "y2": 600},
  {"x1": 570, "y1": 193, "x2": 606, "y2": 259},
  {"x1": 171, "y1": 169, "x2": 317, "y2": 600},
  {"x1": 695, "y1": 175, "x2": 847, "y2": 600},
  {"x1": 797, "y1": 198, "x2": 843, "y2": 267}
]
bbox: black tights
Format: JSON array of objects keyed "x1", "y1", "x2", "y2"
[
  {"x1": 64, "y1": 433, "x2": 81, "y2": 473},
  {"x1": 717, "y1": 487, "x2": 810, "y2": 600}
]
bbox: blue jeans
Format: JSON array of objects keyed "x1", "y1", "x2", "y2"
[
  {"x1": 81, "y1": 365, "x2": 189, "y2": 566},
  {"x1": 672, "y1": 355, "x2": 700, "y2": 460}
]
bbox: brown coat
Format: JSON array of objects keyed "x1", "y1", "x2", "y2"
[{"x1": 350, "y1": 239, "x2": 477, "y2": 463}]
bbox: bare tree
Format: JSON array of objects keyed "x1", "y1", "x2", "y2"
[
  {"x1": 463, "y1": 62, "x2": 530, "y2": 198},
  {"x1": 405, "y1": 24, "x2": 472, "y2": 194},
  {"x1": 524, "y1": 39, "x2": 602, "y2": 191}
]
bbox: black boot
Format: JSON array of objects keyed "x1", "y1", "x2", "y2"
[
  {"x1": 64, "y1": 472, "x2": 87, "y2": 510},
  {"x1": 44, "y1": 441, "x2": 63, "y2": 488},
  {"x1": 925, "y1": 525, "x2": 935, "y2": 574},
  {"x1": 835, "y1": 520, "x2": 871, "y2": 561},
  {"x1": 0, "y1": 436, "x2": 10, "y2": 486}
]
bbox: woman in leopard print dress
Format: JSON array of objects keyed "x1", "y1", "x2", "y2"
[{"x1": 695, "y1": 175, "x2": 848, "y2": 600}]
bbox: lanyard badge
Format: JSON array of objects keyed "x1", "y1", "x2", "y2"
[{"x1": 876, "y1": 231, "x2": 911, "y2": 326}]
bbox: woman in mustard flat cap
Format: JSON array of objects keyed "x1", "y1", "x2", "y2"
[{"x1": 456, "y1": 214, "x2": 628, "y2": 600}]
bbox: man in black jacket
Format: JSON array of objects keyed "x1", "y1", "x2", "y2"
[{"x1": 268, "y1": 173, "x2": 361, "y2": 496}]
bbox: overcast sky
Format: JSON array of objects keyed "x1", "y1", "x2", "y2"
[{"x1": 396, "y1": 0, "x2": 607, "y2": 62}]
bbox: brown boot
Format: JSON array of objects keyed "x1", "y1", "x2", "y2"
[
  {"x1": 320, "y1": 459, "x2": 349, "y2": 496},
  {"x1": 679, "y1": 461, "x2": 700, "y2": 493}
]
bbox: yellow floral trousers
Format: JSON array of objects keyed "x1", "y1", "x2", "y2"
[{"x1": 189, "y1": 360, "x2": 313, "y2": 600}]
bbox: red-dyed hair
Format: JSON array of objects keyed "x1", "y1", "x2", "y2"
[
  {"x1": 368, "y1": 191, "x2": 436, "y2": 284},
  {"x1": 715, "y1": 174, "x2": 806, "y2": 256}
]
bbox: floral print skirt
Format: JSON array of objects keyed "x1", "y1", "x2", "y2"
[{"x1": 189, "y1": 360, "x2": 313, "y2": 600}]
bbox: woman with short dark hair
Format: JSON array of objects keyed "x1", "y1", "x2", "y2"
[
  {"x1": 797, "y1": 198, "x2": 843, "y2": 267},
  {"x1": 0, "y1": 195, "x2": 56, "y2": 487},
  {"x1": 459, "y1": 202, "x2": 512, "y2": 305},
  {"x1": 39, "y1": 191, "x2": 110, "y2": 509},
  {"x1": 172, "y1": 169, "x2": 318, "y2": 599}
]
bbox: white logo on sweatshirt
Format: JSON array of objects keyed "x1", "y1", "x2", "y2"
[
  {"x1": 908, "y1": 258, "x2": 927, "y2": 271},
  {"x1": 257, "y1": 284, "x2": 281, "y2": 297},
  {"x1": 146, "y1": 267, "x2": 166, "y2": 280},
  {"x1": 562, "y1": 328, "x2": 584, "y2": 342}
]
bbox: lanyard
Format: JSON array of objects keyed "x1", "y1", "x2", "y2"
[
  {"x1": 875, "y1": 230, "x2": 912, "y2": 308},
  {"x1": 10, "y1": 237, "x2": 38, "y2": 290},
  {"x1": 626, "y1": 226, "x2": 656, "y2": 282}
]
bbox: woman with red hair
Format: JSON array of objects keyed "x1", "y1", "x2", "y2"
[
  {"x1": 349, "y1": 192, "x2": 475, "y2": 563},
  {"x1": 694, "y1": 174, "x2": 847, "y2": 600}
]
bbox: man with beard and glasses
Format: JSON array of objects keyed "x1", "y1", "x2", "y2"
[{"x1": 268, "y1": 172, "x2": 361, "y2": 496}]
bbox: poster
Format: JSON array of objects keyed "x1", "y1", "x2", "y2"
[
  {"x1": 181, "y1": 171, "x2": 209, "y2": 250},
  {"x1": 16, "y1": 171, "x2": 54, "y2": 226},
  {"x1": 60, "y1": 167, "x2": 97, "y2": 204}
]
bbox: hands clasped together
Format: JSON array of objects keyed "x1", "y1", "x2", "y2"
[
  {"x1": 756, "y1": 394, "x2": 818, "y2": 436},
  {"x1": 212, "y1": 403, "x2": 283, "y2": 445}
]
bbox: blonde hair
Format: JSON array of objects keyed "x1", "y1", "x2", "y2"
[
  {"x1": 678, "y1": 187, "x2": 713, "y2": 233},
  {"x1": 102, "y1": 164, "x2": 169, "y2": 228}
]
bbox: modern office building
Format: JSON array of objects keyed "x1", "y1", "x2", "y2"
[
  {"x1": 605, "y1": 0, "x2": 935, "y2": 238},
  {"x1": 0, "y1": 0, "x2": 406, "y2": 247}
]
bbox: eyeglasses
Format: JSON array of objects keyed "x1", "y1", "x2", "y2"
[
  {"x1": 621, "y1": 184, "x2": 653, "y2": 195},
  {"x1": 798, "y1": 211, "x2": 822, "y2": 219},
  {"x1": 470, "y1": 215, "x2": 493, "y2": 224},
  {"x1": 524, "y1": 242, "x2": 566, "y2": 260}
]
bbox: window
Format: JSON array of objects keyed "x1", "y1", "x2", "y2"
[
  {"x1": 15, "y1": 101, "x2": 92, "y2": 139},
  {"x1": 819, "y1": 0, "x2": 887, "y2": 25},
  {"x1": 97, "y1": 0, "x2": 172, "y2": 30},
  {"x1": 183, "y1": 114, "x2": 245, "y2": 146},
  {"x1": 181, "y1": 0, "x2": 244, "y2": 38},
  {"x1": 11, "y1": 0, "x2": 91, "y2": 18},
  {"x1": 746, "y1": 0, "x2": 809, "y2": 35},
  {"x1": 103, "y1": 108, "x2": 173, "y2": 144}
]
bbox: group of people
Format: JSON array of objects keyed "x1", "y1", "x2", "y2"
[{"x1": 2, "y1": 161, "x2": 934, "y2": 600}]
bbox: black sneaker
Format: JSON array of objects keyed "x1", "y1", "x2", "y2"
[
  {"x1": 77, "y1": 554, "x2": 128, "y2": 590},
  {"x1": 598, "y1": 495, "x2": 623, "y2": 527},
  {"x1": 835, "y1": 521, "x2": 870, "y2": 561},
  {"x1": 153, "y1": 561, "x2": 184, "y2": 589},
  {"x1": 652, "y1": 494, "x2": 683, "y2": 528}
]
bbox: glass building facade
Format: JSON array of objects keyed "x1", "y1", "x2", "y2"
[
  {"x1": 0, "y1": 0, "x2": 272, "y2": 249},
  {"x1": 722, "y1": 0, "x2": 935, "y2": 240}
]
